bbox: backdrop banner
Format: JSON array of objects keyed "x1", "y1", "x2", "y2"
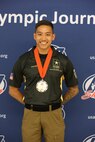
[{"x1": 0, "y1": 1, "x2": 95, "y2": 142}]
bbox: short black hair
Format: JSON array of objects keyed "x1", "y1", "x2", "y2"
[{"x1": 35, "y1": 20, "x2": 54, "y2": 32}]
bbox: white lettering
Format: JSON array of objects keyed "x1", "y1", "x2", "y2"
[
  {"x1": 8, "y1": 14, "x2": 23, "y2": 23},
  {"x1": 87, "y1": 15, "x2": 95, "y2": 24},
  {"x1": 70, "y1": 15, "x2": 79, "y2": 24},
  {"x1": 35, "y1": 10, "x2": 47, "y2": 23},
  {"x1": 35, "y1": 10, "x2": 39, "y2": 23},
  {"x1": 39, "y1": 14, "x2": 47, "y2": 21},
  {"x1": 80, "y1": 15, "x2": 86, "y2": 24},
  {"x1": 0, "y1": 14, "x2": 7, "y2": 26},
  {"x1": 90, "y1": 56, "x2": 95, "y2": 60},
  {"x1": 0, "y1": 54, "x2": 8, "y2": 59},
  {"x1": 24, "y1": 14, "x2": 34, "y2": 27},
  {"x1": 0, "y1": 114, "x2": 6, "y2": 119},
  {"x1": 88, "y1": 116, "x2": 95, "y2": 119},
  {"x1": 0, "y1": 11, "x2": 95, "y2": 27},
  {"x1": 59, "y1": 14, "x2": 68, "y2": 24},
  {"x1": 52, "y1": 11, "x2": 58, "y2": 24}
]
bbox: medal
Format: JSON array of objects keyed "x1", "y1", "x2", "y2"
[
  {"x1": 36, "y1": 79, "x2": 48, "y2": 92},
  {"x1": 34, "y1": 47, "x2": 53, "y2": 93}
]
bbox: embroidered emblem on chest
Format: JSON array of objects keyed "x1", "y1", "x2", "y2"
[{"x1": 52, "y1": 59, "x2": 60, "y2": 69}]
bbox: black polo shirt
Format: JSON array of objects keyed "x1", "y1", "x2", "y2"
[{"x1": 9, "y1": 46, "x2": 78, "y2": 105}]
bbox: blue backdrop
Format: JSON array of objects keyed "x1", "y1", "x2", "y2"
[{"x1": 0, "y1": 0, "x2": 95, "y2": 142}]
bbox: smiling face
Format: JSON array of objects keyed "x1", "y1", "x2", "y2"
[{"x1": 34, "y1": 25, "x2": 55, "y2": 54}]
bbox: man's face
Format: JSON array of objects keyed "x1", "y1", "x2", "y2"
[{"x1": 34, "y1": 25, "x2": 55, "y2": 53}]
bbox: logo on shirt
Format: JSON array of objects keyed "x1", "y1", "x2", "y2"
[
  {"x1": 83, "y1": 134, "x2": 95, "y2": 142},
  {"x1": 53, "y1": 59, "x2": 60, "y2": 69},
  {"x1": 0, "y1": 74, "x2": 7, "y2": 95},
  {"x1": 81, "y1": 74, "x2": 95, "y2": 100}
]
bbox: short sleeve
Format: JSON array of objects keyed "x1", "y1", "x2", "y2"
[
  {"x1": 64, "y1": 58, "x2": 78, "y2": 87},
  {"x1": 9, "y1": 57, "x2": 23, "y2": 88}
]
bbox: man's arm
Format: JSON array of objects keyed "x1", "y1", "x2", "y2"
[
  {"x1": 62, "y1": 85, "x2": 79, "y2": 105},
  {"x1": 9, "y1": 86, "x2": 25, "y2": 104}
]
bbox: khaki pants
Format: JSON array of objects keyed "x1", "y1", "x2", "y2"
[{"x1": 22, "y1": 108, "x2": 65, "y2": 142}]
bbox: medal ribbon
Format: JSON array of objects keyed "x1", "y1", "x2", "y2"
[{"x1": 34, "y1": 47, "x2": 53, "y2": 79}]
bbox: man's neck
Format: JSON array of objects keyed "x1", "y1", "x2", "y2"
[{"x1": 37, "y1": 47, "x2": 50, "y2": 55}]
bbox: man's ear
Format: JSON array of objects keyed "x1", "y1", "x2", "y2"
[
  {"x1": 53, "y1": 34, "x2": 56, "y2": 40},
  {"x1": 33, "y1": 33, "x2": 36, "y2": 40}
]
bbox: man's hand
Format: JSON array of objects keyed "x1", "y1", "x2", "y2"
[{"x1": 62, "y1": 85, "x2": 79, "y2": 105}]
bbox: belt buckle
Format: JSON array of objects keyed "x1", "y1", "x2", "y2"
[
  {"x1": 49, "y1": 105, "x2": 52, "y2": 111},
  {"x1": 30, "y1": 104, "x2": 33, "y2": 109}
]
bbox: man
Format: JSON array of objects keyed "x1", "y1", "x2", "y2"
[{"x1": 9, "y1": 20, "x2": 79, "y2": 142}]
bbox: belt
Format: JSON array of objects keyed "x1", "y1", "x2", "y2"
[{"x1": 25, "y1": 103, "x2": 61, "y2": 112}]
